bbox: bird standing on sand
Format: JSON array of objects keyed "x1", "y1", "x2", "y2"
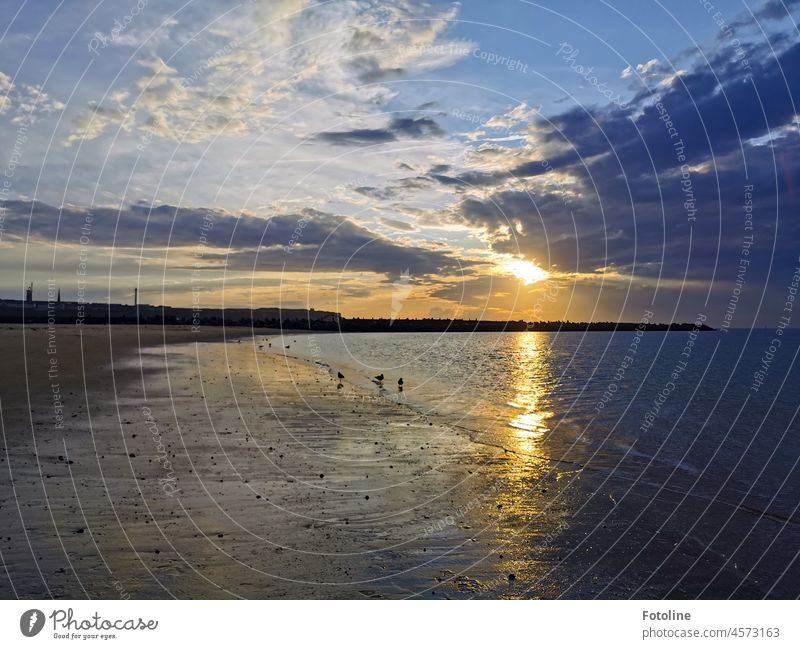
[
  {"x1": 397, "y1": 378, "x2": 403, "y2": 386},
  {"x1": 337, "y1": 371, "x2": 345, "y2": 380},
  {"x1": 374, "y1": 373, "x2": 384, "y2": 382}
]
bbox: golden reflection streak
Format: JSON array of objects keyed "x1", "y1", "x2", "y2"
[
  {"x1": 505, "y1": 332, "x2": 554, "y2": 456},
  {"x1": 492, "y1": 332, "x2": 557, "y2": 535}
]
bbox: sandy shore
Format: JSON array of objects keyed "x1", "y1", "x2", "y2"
[
  {"x1": 0, "y1": 324, "x2": 534, "y2": 599},
  {"x1": 3, "y1": 325, "x2": 791, "y2": 599}
]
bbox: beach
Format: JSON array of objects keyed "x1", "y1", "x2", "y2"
[
  {"x1": 2, "y1": 325, "x2": 799, "y2": 599},
  {"x1": 0, "y1": 325, "x2": 527, "y2": 599}
]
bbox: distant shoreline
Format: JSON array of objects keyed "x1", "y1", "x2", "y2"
[
  {"x1": 0, "y1": 318, "x2": 717, "y2": 332},
  {"x1": 334, "y1": 320, "x2": 716, "y2": 333},
  {"x1": 0, "y1": 298, "x2": 715, "y2": 332}
]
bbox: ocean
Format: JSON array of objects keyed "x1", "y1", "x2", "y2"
[{"x1": 280, "y1": 329, "x2": 800, "y2": 598}]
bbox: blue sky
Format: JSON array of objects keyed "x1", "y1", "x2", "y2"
[{"x1": 0, "y1": 0, "x2": 798, "y2": 324}]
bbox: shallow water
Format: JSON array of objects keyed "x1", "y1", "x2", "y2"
[
  {"x1": 281, "y1": 329, "x2": 800, "y2": 597},
  {"x1": 6, "y1": 326, "x2": 796, "y2": 599}
]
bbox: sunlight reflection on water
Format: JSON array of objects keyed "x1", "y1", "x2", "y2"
[{"x1": 506, "y1": 333, "x2": 554, "y2": 449}]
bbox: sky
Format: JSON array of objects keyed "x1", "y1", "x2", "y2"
[{"x1": 0, "y1": 0, "x2": 798, "y2": 324}]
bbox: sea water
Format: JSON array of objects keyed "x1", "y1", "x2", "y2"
[{"x1": 280, "y1": 329, "x2": 800, "y2": 597}]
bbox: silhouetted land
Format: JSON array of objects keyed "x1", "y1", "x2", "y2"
[
  {"x1": 0, "y1": 298, "x2": 715, "y2": 332},
  {"x1": 340, "y1": 318, "x2": 715, "y2": 332}
]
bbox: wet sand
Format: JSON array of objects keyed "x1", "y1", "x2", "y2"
[
  {"x1": 0, "y1": 324, "x2": 535, "y2": 599},
  {"x1": 3, "y1": 325, "x2": 794, "y2": 599}
]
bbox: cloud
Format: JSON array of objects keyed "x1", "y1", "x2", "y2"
[
  {"x1": 316, "y1": 116, "x2": 445, "y2": 146},
  {"x1": 64, "y1": 1, "x2": 469, "y2": 146},
  {"x1": 0, "y1": 72, "x2": 64, "y2": 119},
  {"x1": 483, "y1": 103, "x2": 541, "y2": 129},
  {"x1": 355, "y1": 186, "x2": 396, "y2": 200},
  {"x1": 416, "y1": 26, "x2": 800, "y2": 301},
  {"x1": 65, "y1": 103, "x2": 134, "y2": 144},
  {"x1": 621, "y1": 58, "x2": 661, "y2": 79},
  {"x1": 0, "y1": 199, "x2": 465, "y2": 278},
  {"x1": 757, "y1": 0, "x2": 800, "y2": 19},
  {"x1": 430, "y1": 30, "x2": 799, "y2": 201},
  {"x1": 731, "y1": 0, "x2": 800, "y2": 28},
  {"x1": 378, "y1": 216, "x2": 417, "y2": 231}
]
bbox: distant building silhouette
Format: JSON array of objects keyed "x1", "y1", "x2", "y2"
[
  {"x1": 25, "y1": 283, "x2": 33, "y2": 303},
  {"x1": 0, "y1": 296, "x2": 340, "y2": 328}
]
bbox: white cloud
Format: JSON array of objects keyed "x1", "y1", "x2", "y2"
[
  {"x1": 621, "y1": 58, "x2": 661, "y2": 79},
  {"x1": 0, "y1": 71, "x2": 12, "y2": 93},
  {"x1": 0, "y1": 73, "x2": 64, "y2": 119},
  {"x1": 65, "y1": 1, "x2": 470, "y2": 146},
  {"x1": 621, "y1": 58, "x2": 685, "y2": 87},
  {"x1": 65, "y1": 103, "x2": 134, "y2": 144}
]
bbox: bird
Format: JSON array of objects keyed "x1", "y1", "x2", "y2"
[
  {"x1": 397, "y1": 378, "x2": 404, "y2": 386},
  {"x1": 285, "y1": 345, "x2": 290, "y2": 349},
  {"x1": 374, "y1": 373, "x2": 384, "y2": 382},
  {"x1": 337, "y1": 371, "x2": 345, "y2": 380}
]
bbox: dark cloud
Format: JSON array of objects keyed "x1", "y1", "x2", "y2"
[
  {"x1": 354, "y1": 186, "x2": 396, "y2": 200},
  {"x1": 347, "y1": 55, "x2": 405, "y2": 84},
  {"x1": 424, "y1": 23, "x2": 800, "y2": 324},
  {"x1": 345, "y1": 29, "x2": 406, "y2": 83},
  {"x1": 0, "y1": 200, "x2": 467, "y2": 278},
  {"x1": 378, "y1": 216, "x2": 417, "y2": 231},
  {"x1": 317, "y1": 116, "x2": 444, "y2": 146},
  {"x1": 430, "y1": 173, "x2": 469, "y2": 187},
  {"x1": 352, "y1": 175, "x2": 434, "y2": 201},
  {"x1": 758, "y1": 0, "x2": 800, "y2": 19},
  {"x1": 731, "y1": 0, "x2": 800, "y2": 28},
  {"x1": 203, "y1": 239, "x2": 460, "y2": 277},
  {"x1": 433, "y1": 34, "x2": 799, "y2": 192}
]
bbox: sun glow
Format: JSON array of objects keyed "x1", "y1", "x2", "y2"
[{"x1": 501, "y1": 259, "x2": 549, "y2": 285}]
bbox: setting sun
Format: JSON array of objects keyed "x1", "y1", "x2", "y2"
[{"x1": 501, "y1": 259, "x2": 549, "y2": 285}]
